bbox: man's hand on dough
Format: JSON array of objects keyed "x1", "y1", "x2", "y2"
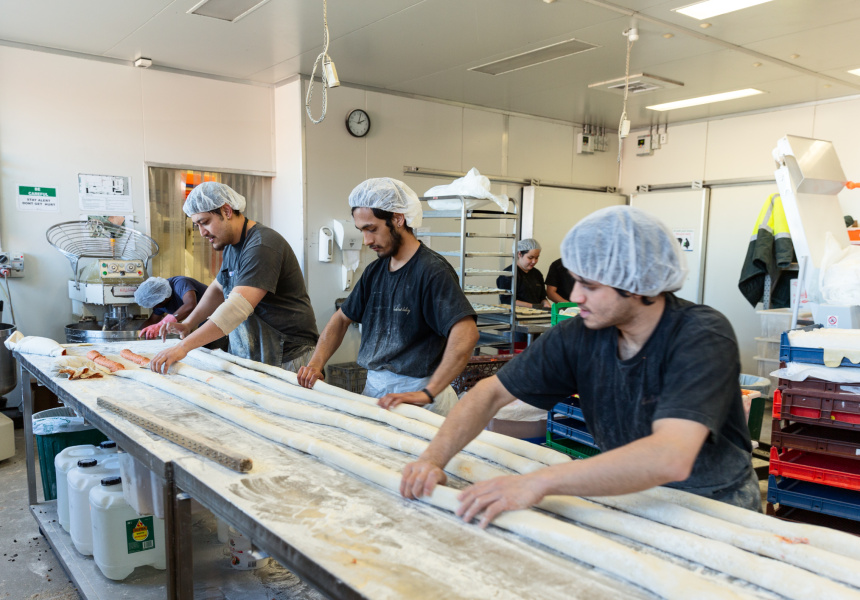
[
  {"x1": 159, "y1": 319, "x2": 190, "y2": 341},
  {"x1": 456, "y1": 474, "x2": 545, "y2": 529},
  {"x1": 149, "y1": 345, "x2": 188, "y2": 375},
  {"x1": 296, "y1": 365, "x2": 324, "y2": 388},
  {"x1": 400, "y1": 459, "x2": 447, "y2": 499},
  {"x1": 378, "y1": 391, "x2": 432, "y2": 411}
]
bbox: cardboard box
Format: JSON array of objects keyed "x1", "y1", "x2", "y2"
[{"x1": 486, "y1": 418, "x2": 546, "y2": 440}]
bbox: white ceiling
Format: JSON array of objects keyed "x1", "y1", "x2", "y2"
[{"x1": 3, "y1": 0, "x2": 860, "y2": 127}]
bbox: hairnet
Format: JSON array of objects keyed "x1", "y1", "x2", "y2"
[
  {"x1": 134, "y1": 277, "x2": 172, "y2": 308},
  {"x1": 348, "y1": 178, "x2": 423, "y2": 228},
  {"x1": 183, "y1": 182, "x2": 246, "y2": 217},
  {"x1": 517, "y1": 238, "x2": 541, "y2": 253},
  {"x1": 561, "y1": 206, "x2": 687, "y2": 297}
]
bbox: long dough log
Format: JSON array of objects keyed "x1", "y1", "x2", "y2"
[
  {"x1": 85, "y1": 350, "x2": 125, "y2": 373},
  {"x1": 196, "y1": 348, "x2": 570, "y2": 467},
  {"x1": 120, "y1": 349, "x2": 150, "y2": 366},
  {"x1": 589, "y1": 493, "x2": 860, "y2": 590},
  {"x1": 187, "y1": 350, "x2": 543, "y2": 474},
  {"x1": 113, "y1": 368, "x2": 739, "y2": 600},
  {"x1": 164, "y1": 361, "x2": 860, "y2": 599},
  {"x1": 170, "y1": 362, "x2": 509, "y2": 483}
]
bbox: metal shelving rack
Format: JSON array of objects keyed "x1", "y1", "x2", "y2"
[{"x1": 419, "y1": 195, "x2": 522, "y2": 353}]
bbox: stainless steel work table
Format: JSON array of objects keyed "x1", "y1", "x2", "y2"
[{"x1": 17, "y1": 340, "x2": 651, "y2": 600}]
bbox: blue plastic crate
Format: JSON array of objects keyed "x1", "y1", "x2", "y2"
[
  {"x1": 551, "y1": 402, "x2": 586, "y2": 423},
  {"x1": 779, "y1": 330, "x2": 860, "y2": 368},
  {"x1": 548, "y1": 415, "x2": 597, "y2": 448},
  {"x1": 767, "y1": 475, "x2": 860, "y2": 523}
]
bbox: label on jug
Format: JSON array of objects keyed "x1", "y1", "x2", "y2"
[{"x1": 126, "y1": 516, "x2": 155, "y2": 553}]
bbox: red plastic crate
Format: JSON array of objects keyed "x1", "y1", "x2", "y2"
[
  {"x1": 770, "y1": 419, "x2": 860, "y2": 461},
  {"x1": 773, "y1": 386, "x2": 860, "y2": 431},
  {"x1": 769, "y1": 447, "x2": 860, "y2": 491}
]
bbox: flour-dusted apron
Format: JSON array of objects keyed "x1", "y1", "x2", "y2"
[{"x1": 362, "y1": 369, "x2": 459, "y2": 416}]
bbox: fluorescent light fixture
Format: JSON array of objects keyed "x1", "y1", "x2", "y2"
[
  {"x1": 470, "y1": 38, "x2": 598, "y2": 76},
  {"x1": 848, "y1": 68, "x2": 860, "y2": 77},
  {"x1": 647, "y1": 88, "x2": 763, "y2": 111},
  {"x1": 674, "y1": 0, "x2": 773, "y2": 20}
]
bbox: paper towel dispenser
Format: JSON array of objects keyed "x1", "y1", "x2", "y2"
[{"x1": 332, "y1": 219, "x2": 362, "y2": 291}]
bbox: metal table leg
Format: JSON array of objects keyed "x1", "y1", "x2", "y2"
[
  {"x1": 20, "y1": 363, "x2": 36, "y2": 505},
  {"x1": 172, "y1": 490, "x2": 194, "y2": 599}
]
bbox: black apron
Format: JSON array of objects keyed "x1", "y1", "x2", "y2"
[{"x1": 219, "y1": 218, "x2": 289, "y2": 367}]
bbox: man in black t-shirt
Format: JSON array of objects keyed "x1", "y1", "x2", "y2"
[
  {"x1": 401, "y1": 206, "x2": 759, "y2": 526},
  {"x1": 545, "y1": 258, "x2": 575, "y2": 304},
  {"x1": 297, "y1": 178, "x2": 478, "y2": 416}
]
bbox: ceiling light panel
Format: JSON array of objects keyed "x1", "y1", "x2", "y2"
[
  {"x1": 674, "y1": 0, "x2": 774, "y2": 20},
  {"x1": 470, "y1": 38, "x2": 598, "y2": 76},
  {"x1": 589, "y1": 73, "x2": 684, "y2": 95},
  {"x1": 647, "y1": 88, "x2": 763, "y2": 111},
  {"x1": 188, "y1": 0, "x2": 271, "y2": 23}
]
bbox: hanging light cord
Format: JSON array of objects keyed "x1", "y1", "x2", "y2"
[
  {"x1": 617, "y1": 33, "x2": 635, "y2": 189},
  {"x1": 306, "y1": 0, "x2": 332, "y2": 124}
]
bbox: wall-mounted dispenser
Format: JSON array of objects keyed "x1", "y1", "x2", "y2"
[
  {"x1": 318, "y1": 226, "x2": 333, "y2": 262},
  {"x1": 332, "y1": 219, "x2": 362, "y2": 290}
]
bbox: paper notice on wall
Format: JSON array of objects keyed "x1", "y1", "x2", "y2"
[
  {"x1": 78, "y1": 174, "x2": 133, "y2": 213},
  {"x1": 17, "y1": 185, "x2": 59, "y2": 211},
  {"x1": 672, "y1": 228, "x2": 694, "y2": 252}
]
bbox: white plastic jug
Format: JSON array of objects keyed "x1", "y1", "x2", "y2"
[
  {"x1": 117, "y1": 450, "x2": 164, "y2": 519},
  {"x1": 90, "y1": 476, "x2": 166, "y2": 580},
  {"x1": 68, "y1": 455, "x2": 119, "y2": 556},
  {"x1": 55, "y1": 441, "x2": 117, "y2": 532}
]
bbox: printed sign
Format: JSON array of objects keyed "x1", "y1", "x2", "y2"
[
  {"x1": 126, "y1": 516, "x2": 156, "y2": 554},
  {"x1": 17, "y1": 186, "x2": 59, "y2": 212},
  {"x1": 672, "y1": 228, "x2": 695, "y2": 252},
  {"x1": 827, "y1": 315, "x2": 839, "y2": 327},
  {"x1": 79, "y1": 173, "x2": 133, "y2": 213}
]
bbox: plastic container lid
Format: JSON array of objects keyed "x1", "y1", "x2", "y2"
[
  {"x1": 101, "y1": 476, "x2": 122, "y2": 486},
  {"x1": 99, "y1": 441, "x2": 117, "y2": 449},
  {"x1": 78, "y1": 458, "x2": 98, "y2": 468}
]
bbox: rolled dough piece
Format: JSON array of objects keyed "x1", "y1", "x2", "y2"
[
  {"x1": 170, "y1": 362, "x2": 509, "y2": 484},
  {"x1": 197, "y1": 348, "x2": 570, "y2": 467},
  {"x1": 4, "y1": 332, "x2": 66, "y2": 356},
  {"x1": 113, "y1": 368, "x2": 738, "y2": 600},
  {"x1": 589, "y1": 492, "x2": 860, "y2": 590},
  {"x1": 187, "y1": 351, "x2": 542, "y2": 474},
  {"x1": 540, "y1": 496, "x2": 860, "y2": 600},
  {"x1": 642, "y1": 485, "x2": 860, "y2": 560}
]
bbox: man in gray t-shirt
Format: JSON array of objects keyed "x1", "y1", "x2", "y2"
[{"x1": 150, "y1": 182, "x2": 318, "y2": 374}]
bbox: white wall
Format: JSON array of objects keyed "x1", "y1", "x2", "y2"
[
  {"x1": 271, "y1": 80, "x2": 306, "y2": 269},
  {"x1": 619, "y1": 98, "x2": 860, "y2": 374},
  {"x1": 0, "y1": 45, "x2": 274, "y2": 341},
  {"x1": 299, "y1": 85, "x2": 618, "y2": 365}
]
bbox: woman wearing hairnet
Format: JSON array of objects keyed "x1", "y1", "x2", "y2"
[
  {"x1": 135, "y1": 276, "x2": 208, "y2": 339},
  {"x1": 149, "y1": 182, "x2": 319, "y2": 374},
  {"x1": 297, "y1": 178, "x2": 479, "y2": 416},
  {"x1": 401, "y1": 206, "x2": 760, "y2": 525},
  {"x1": 496, "y1": 238, "x2": 551, "y2": 309}
]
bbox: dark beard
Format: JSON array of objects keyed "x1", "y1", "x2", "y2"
[{"x1": 376, "y1": 225, "x2": 403, "y2": 258}]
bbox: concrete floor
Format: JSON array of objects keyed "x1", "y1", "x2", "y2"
[{"x1": 0, "y1": 428, "x2": 80, "y2": 600}]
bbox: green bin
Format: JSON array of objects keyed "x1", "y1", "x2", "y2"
[
  {"x1": 740, "y1": 374, "x2": 771, "y2": 442},
  {"x1": 32, "y1": 407, "x2": 107, "y2": 501}
]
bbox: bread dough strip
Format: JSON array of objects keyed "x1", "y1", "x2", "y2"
[
  {"x1": 186, "y1": 350, "x2": 543, "y2": 474},
  {"x1": 194, "y1": 348, "x2": 569, "y2": 467},
  {"x1": 113, "y1": 368, "x2": 739, "y2": 600}
]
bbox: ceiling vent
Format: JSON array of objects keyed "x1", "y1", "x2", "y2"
[
  {"x1": 470, "y1": 38, "x2": 599, "y2": 76},
  {"x1": 187, "y1": 0, "x2": 271, "y2": 23},
  {"x1": 588, "y1": 73, "x2": 684, "y2": 94}
]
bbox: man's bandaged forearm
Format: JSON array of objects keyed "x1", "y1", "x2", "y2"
[{"x1": 209, "y1": 291, "x2": 255, "y2": 335}]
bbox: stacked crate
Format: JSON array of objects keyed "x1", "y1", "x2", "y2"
[
  {"x1": 767, "y1": 330, "x2": 860, "y2": 526},
  {"x1": 755, "y1": 309, "x2": 809, "y2": 397},
  {"x1": 546, "y1": 397, "x2": 601, "y2": 459}
]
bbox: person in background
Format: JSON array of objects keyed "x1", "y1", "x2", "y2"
[
  {"x1": 401, "y1": 206, "x2": 759, "y2": 527},
  {"x1": 135, "y1": 276, "x2": 208, "y2": 339},
  {"x1": 149, "y1": 182, "x2": 318, "y2": 374},
  {"x1": 296, "y1": 178, "x2": 479, "y2": 416},
  {"x1": 545, "y1": 258, "x2": 576, "y2": 304},
  {"x1": 497, "y1": 238, "x2": 551, "y2": 308}
]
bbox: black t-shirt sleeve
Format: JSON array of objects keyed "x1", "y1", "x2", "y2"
[
  {"x1": 545, "y1": 260, "x2": 563, "y2": 288},
  {"x1": 233, "y1": 239, "x2": 282, "y2": 294},
  {"x1": 421, "y1": 266, "x2": 477, "y2": 337},
  {"x1": 340, "y1": 263, "x2": 372, "y2": 323},
  {"x1": 496, "y1": 266, "x2": 513, "y2": 305},
  {"x1": 652, "y1": 317, "x2": 741, "y2": 440},
  {"x1": 496, "y1": 320, "x2": 580, "y2": 410}
]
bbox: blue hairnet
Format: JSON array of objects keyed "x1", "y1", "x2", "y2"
[
  {"x1": 134, "y1": 277, "x2": 171, "y2": 308},
  {"x1": 517, "y1": 238, "x2": 541, "y2": 253},
  {"x1": 561, "y1": 206, "x2": 686, "y2": 297},
  {"x1": 183, "y1": 182, "x2": 246, "y2": 217},
  {"x1": 348, "y1": 178, "x2": 422, "y2": 228}
]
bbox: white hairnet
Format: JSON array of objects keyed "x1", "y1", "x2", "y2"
[
  {"x1": 183, "y1": 182, "x2": 246, "y2": 217},
  {"x1": 517, "y1": 238, "x2": 541, "y2": 253},
  {"x1": 134, "y1": 277, "x2": 172, "y2": 308},
  {"x1": 348, "y1": 178, "x2": 423, "y2": 228},
  {"x1": 561, "y1": 206, "x2": 687, "y2": 297}
]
